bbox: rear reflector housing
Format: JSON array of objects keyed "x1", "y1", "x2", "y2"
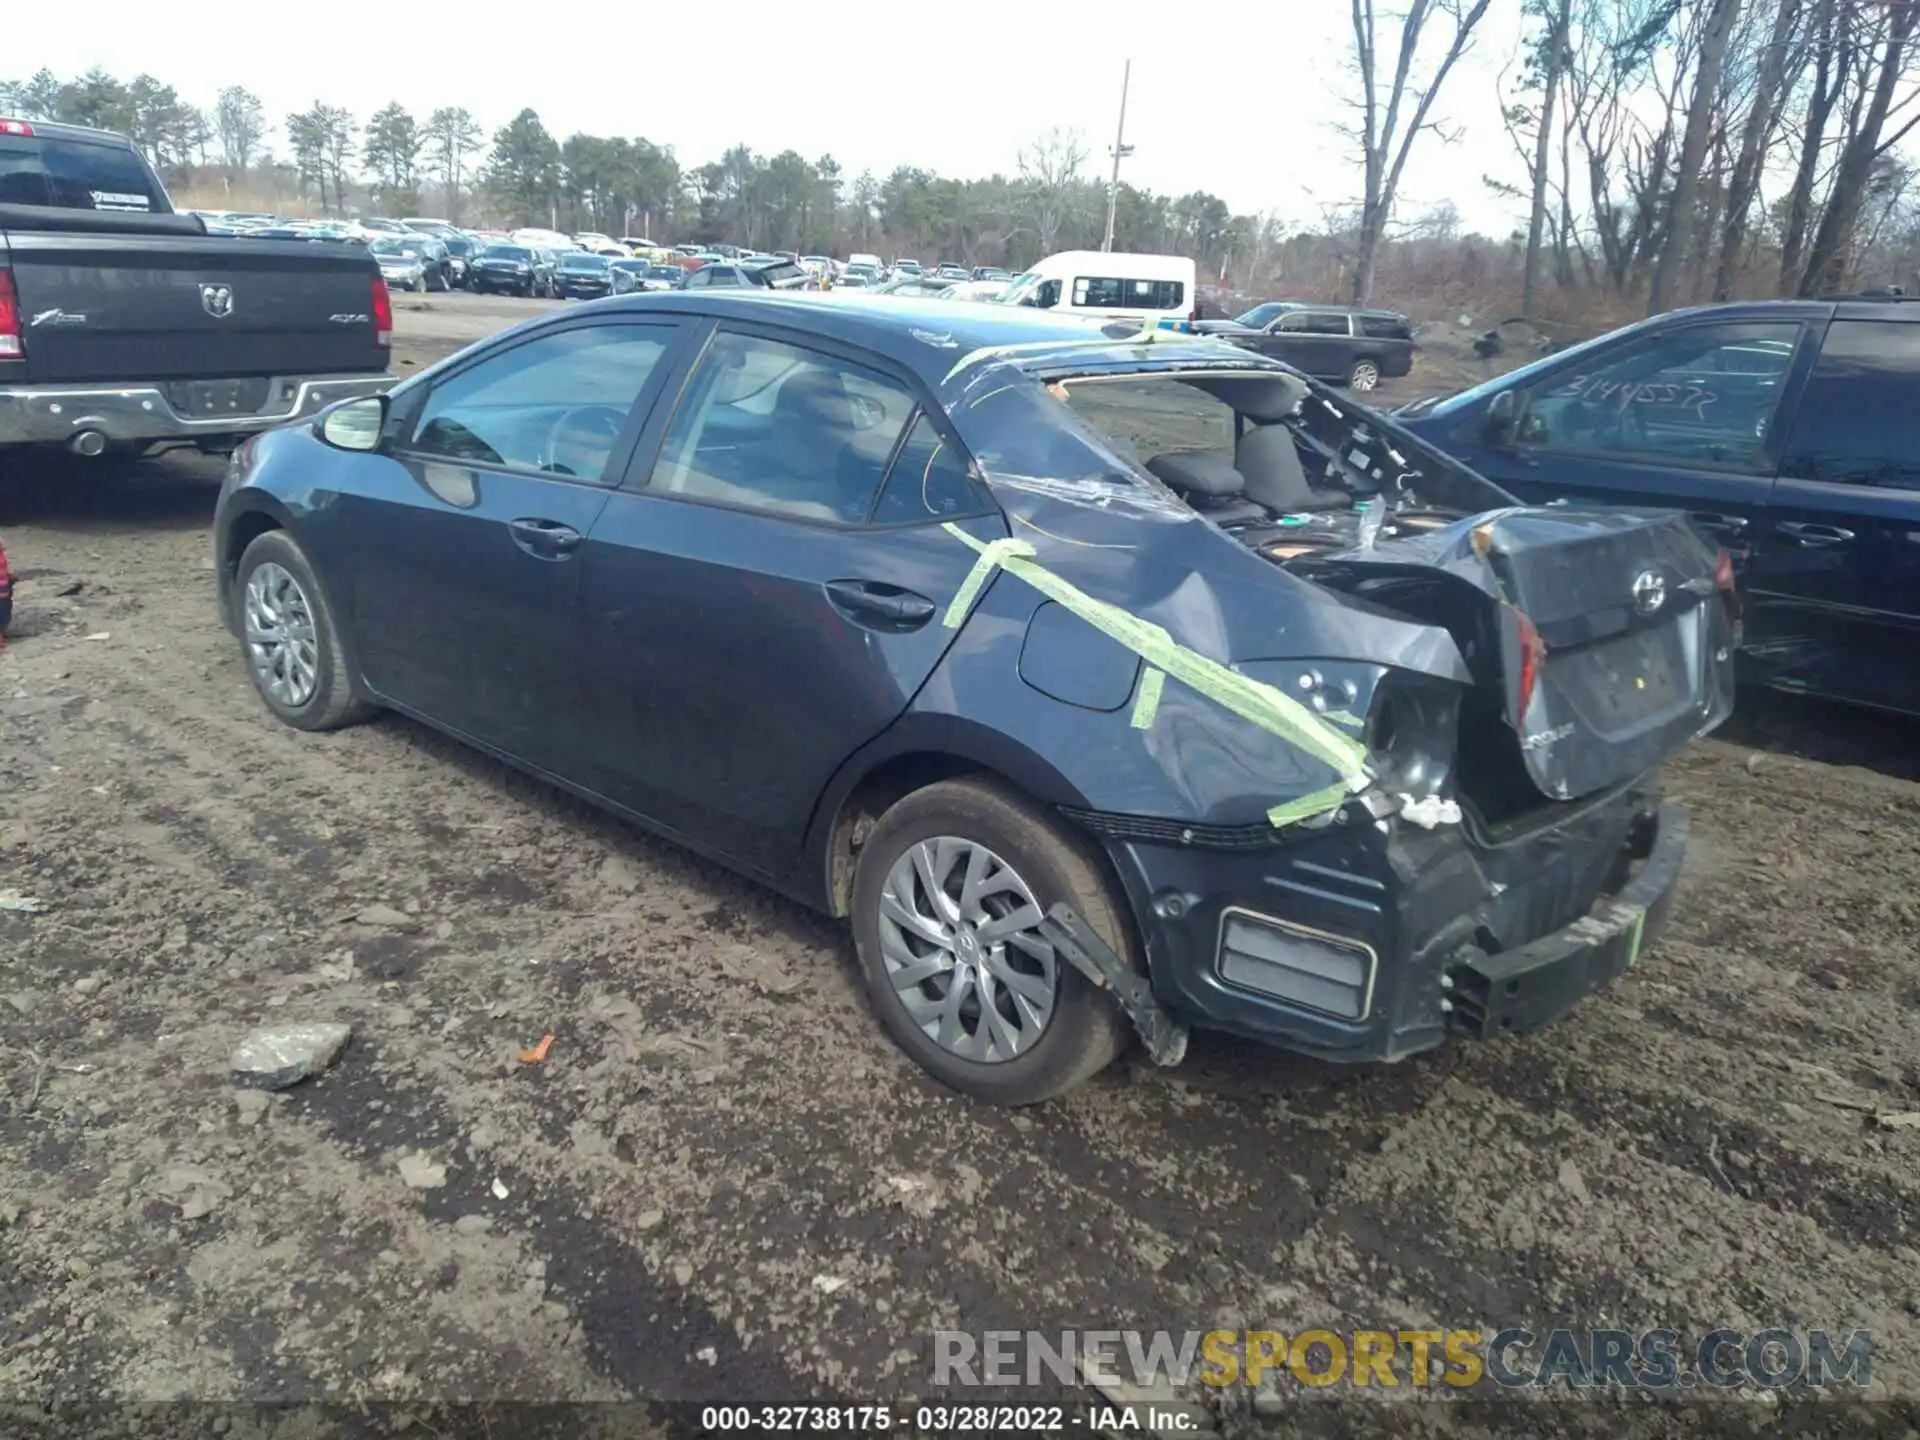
[
  {"x1": 1216, "y1": 909, "x2": 1376, "y2": 1020},
  {"x1": 0, "y1": 118, "x2": 33, "y2": 137}
]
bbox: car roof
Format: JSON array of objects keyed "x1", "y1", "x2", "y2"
[{"x1": 579, "y1": 291, "x2": 1284, "y2": 385}]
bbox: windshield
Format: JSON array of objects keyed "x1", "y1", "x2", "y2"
[
  {"x1": 561, "y1": 254, "x2": 610, "y2": 270},
  {"x1": 649, "y1": 266, "x2": 682, "y2": 280},
  {"x1": 483, "y1": 245, "x2": 532, "y2": 261},
  {"x1": 1234, "y1": 303, "x2": 1286, "y2": 328},
  {"x1": 996, "y1": 273, "x2": 1041, "y2": 305},
  {"x1": 371, "y1": 239, "x2": 423, "y2": 257}
]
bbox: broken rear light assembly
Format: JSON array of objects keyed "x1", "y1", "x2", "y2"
[
  {"x1": 0, "y1": 270, "x2": 22, "y2": 360},
  {"x1": 1714, "y1": 546, "x2": 1741, "y2": 630},
  {"x1": 1513, "y1": 608, "x2": 1548, "y2": 720}
]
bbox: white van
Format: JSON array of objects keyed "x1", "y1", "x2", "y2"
[{"x1": 997, "y1": 250, "x2": 1196, "y2": 328}]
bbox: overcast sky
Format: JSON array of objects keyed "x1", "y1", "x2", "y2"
[{"x1": 11, "y1": 1, "x2": 1531, "y2": 236}]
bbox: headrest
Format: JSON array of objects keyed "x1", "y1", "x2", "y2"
[{"x1": 1145, "y1": 451, "x2": 1246, "y2": 498}]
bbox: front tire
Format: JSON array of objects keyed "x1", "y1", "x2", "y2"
[
  {"x1": 851, "y1": 778, "x2": 1135, "y2": 1105},
  {"x1": 234, "y1": 530, "x2": 374, "y2": 732},
  {"x1": 1347, "y1": 359, "x2": 1381, "y2": 392}
]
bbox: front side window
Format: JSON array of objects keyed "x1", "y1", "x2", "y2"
[
  {"x1": 407, "y1": 324, "x2": 673, "y2": 480},
  {"x1": 1781, "y1": 320, "x2": 1920, "y2": 489},
  {"x1": 647, "y1": 331, "x2": 917, "y2": 524},
  {"x1": 1514, "y1": 320, "x2": 1802, "y2": 469}
]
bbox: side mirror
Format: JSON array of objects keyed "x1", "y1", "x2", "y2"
[
  {"x1": 1485, "y1": 389, "x2": 1519, "y2": 444},
  {"x1": 319, "y1": 394, "x2": 388, "y2": 452}
]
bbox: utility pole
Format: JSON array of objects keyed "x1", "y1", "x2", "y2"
[{"x1": 1101, "y1": 59, "x2": 1133, "y2": 253}]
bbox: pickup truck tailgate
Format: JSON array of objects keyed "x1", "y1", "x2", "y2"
[{"x1": 4, "y1": 232, "x2": 386, "y2": 383}]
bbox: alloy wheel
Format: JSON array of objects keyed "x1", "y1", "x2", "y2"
[
  {"x1": 877, "y1": 836, "x2": 1058, "y2": 1062},
  {"x1": 1351, "y1": 361, "x2": 1381, "y2": 391},
  {"x1": 243, "y1": 561, "x2": 320, "y2": 708}
]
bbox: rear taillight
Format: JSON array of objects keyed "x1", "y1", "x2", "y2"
[
  {"x1": 0, "y1": 119, "x2": 34, "y2": 137},
  {"x1": 1513, "y1": 608, "x2": 1548, "y2": 720},
  {"x1": 371, "y1": 276, "x2": 393, "y2": 347},
  {"x1": 0, "y1": 270, "x2": 22, "y2": 360}
]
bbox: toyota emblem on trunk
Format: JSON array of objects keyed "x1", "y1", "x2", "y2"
[
  {"x1": 200, "y1": 284, "x2": 234, "y2": 318},
  {"x1": 1631, "y1": 568, "x2": 1667, "y2": 615}
]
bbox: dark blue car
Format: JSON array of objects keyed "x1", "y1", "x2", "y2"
[
  {"x1": 1397, "y1": 297, "x2": 1920, "y2": 716},
  {"x1": 213, "y1": 294, "x2": 1735, "y2": 1104}
]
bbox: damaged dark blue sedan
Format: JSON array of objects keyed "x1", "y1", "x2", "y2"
[{"x1": 214, "y1": 293, "x2": 1737, "y2": 1104}]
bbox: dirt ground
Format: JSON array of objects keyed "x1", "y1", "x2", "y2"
[{"x1": 3, "y1": 294, "x2": 1918, "y2": 1434}]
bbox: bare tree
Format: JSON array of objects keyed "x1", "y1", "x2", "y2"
[
  {"x1": 214, "y1": 86, "x2": 266, "y2": 174},
  {"x1": 1519, "y1": 0, "x2": 1577, "y2": 315},
  {"x1": 1648, "y1": 0, "x2": 1744, "y2": 313},
  {"x1": 1797, "y1": 0, "x2": 1920, "y2": 293},
  {"x1": 1714, "y1": 0, "x2": 1807, "y2": 297},
  {"x1": 1017, "y1": 128, "x2": 1087, "y2": 256},
  {"x1": 1345, "y1": 0, "x2": 1496, "y2": 306}
]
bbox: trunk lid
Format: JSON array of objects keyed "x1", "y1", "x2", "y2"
[
  {"x1": 1298, "y1": 506, "x2": 1736, "y2": 812},
  {"x1": 3, "y1": 224, "x2": 387, "y2": 383}
]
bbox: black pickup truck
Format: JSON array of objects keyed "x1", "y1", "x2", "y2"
[{"x1": 0, "y1": 117, "x2": 392, "y2": 462}]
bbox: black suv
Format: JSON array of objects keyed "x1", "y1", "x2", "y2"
[
  {"x1": 1397, "y1": 295, "x2": 1920, "y2": 717},
  {"x1": 1198, "y1": 303, "x2": 1415, "y2": 392}
]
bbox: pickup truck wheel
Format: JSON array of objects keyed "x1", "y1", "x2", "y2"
[
  {"x1": 234, "y1": 531, "x2": 373, "y2": 732},
  {"x1": 1347, "y1": 359, "x2": 1381, "y2": 392},
  {"x1": 851, "y1": 777, "x2": 1134, "y2": 1105}
]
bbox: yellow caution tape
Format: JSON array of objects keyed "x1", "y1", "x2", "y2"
[{"x1": 940, "y1": 524, "x2": 1371, "y2": 826}]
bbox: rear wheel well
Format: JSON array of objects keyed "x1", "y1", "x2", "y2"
[{"x1": 825, "y1": 753, "x2": 988, "y2": 916}]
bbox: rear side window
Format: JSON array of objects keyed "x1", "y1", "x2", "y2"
[
  {"x1": 1071, "y1": 276, "x2": 1185, "y2": 310},
  {"x1": 871, "y1": 413, "x2": 981, "y2": 524},
  {"x1": 1360, "y1": 315, "x2": 1412, "y2": 340},
  {"x1": 648, "y1": 331, "x2": 916, "y2": 524},
  {"x1": 1782, "y1": 320, "x2": 1920, "y2": 489},
  {"x1": 0, "y1": 135, "x2": 164, "y2": 211},
  {"x1": 1279, "y1": 311, "x2": 1352, "y2": 336}
]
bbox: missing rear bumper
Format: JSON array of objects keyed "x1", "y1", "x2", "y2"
[{"x1": 1444, "y1": 804, "x2": 1686, "y2": 1037}]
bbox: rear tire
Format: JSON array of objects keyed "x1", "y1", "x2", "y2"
[
  {"x1": 1347, "y1": 359, "x2": 1381, "y2": 392},
  {"x1": 850, "y1": 778, "x2": 1135, "y2": 1105},
  {"x1": 233, "y1": 530, "x2": 374, "y2": 732}
]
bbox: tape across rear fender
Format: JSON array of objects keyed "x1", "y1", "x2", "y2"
[{"x1": 938, "y1": 523, "x2": 1373, "y2": 829}]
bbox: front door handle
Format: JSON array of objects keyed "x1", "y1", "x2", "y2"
[
  {"x1": 1775, "y1": 521, "x2": 1854, "y2": 547},
  {"x1": 508, "y1": 517, "x2": 583, "y2": 559},
  {"x1": 824, "y1": 579, "x2": 936, "y2": 630},
  {"x1": 1689, "y1": 511, "x2": 1749, "y2": 534}
]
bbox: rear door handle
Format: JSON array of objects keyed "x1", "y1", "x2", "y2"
[
  {"x1": 1775, "y1": 521, "x2": 1854, "y2": 547},
  {"x1": 508, "y1": 517, "x2": 583, "y2": 559},
  {"x1": 1689, "y1": 511, "x2": 1749, "y2": 534},
  {"x1": 824, "y1": 579, "x2": 936, "y2": 630}
]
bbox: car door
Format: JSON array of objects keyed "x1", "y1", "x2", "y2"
[
  {"x1": 1752, "y1": 313, "x2": 1920, "y2": 711},
  {"x1": 1265, "y1": 310, "x2": 1358, "y2": 378},
  {"x1": 573, "y1": 320, "x2": 1005, "y2": 878},
  {"x1": 341, "y1": 315, "x2": 689, "y2": 769},
  {"x1": 1433, "y1": 317, "x2": 1810, "y2": 563}
]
